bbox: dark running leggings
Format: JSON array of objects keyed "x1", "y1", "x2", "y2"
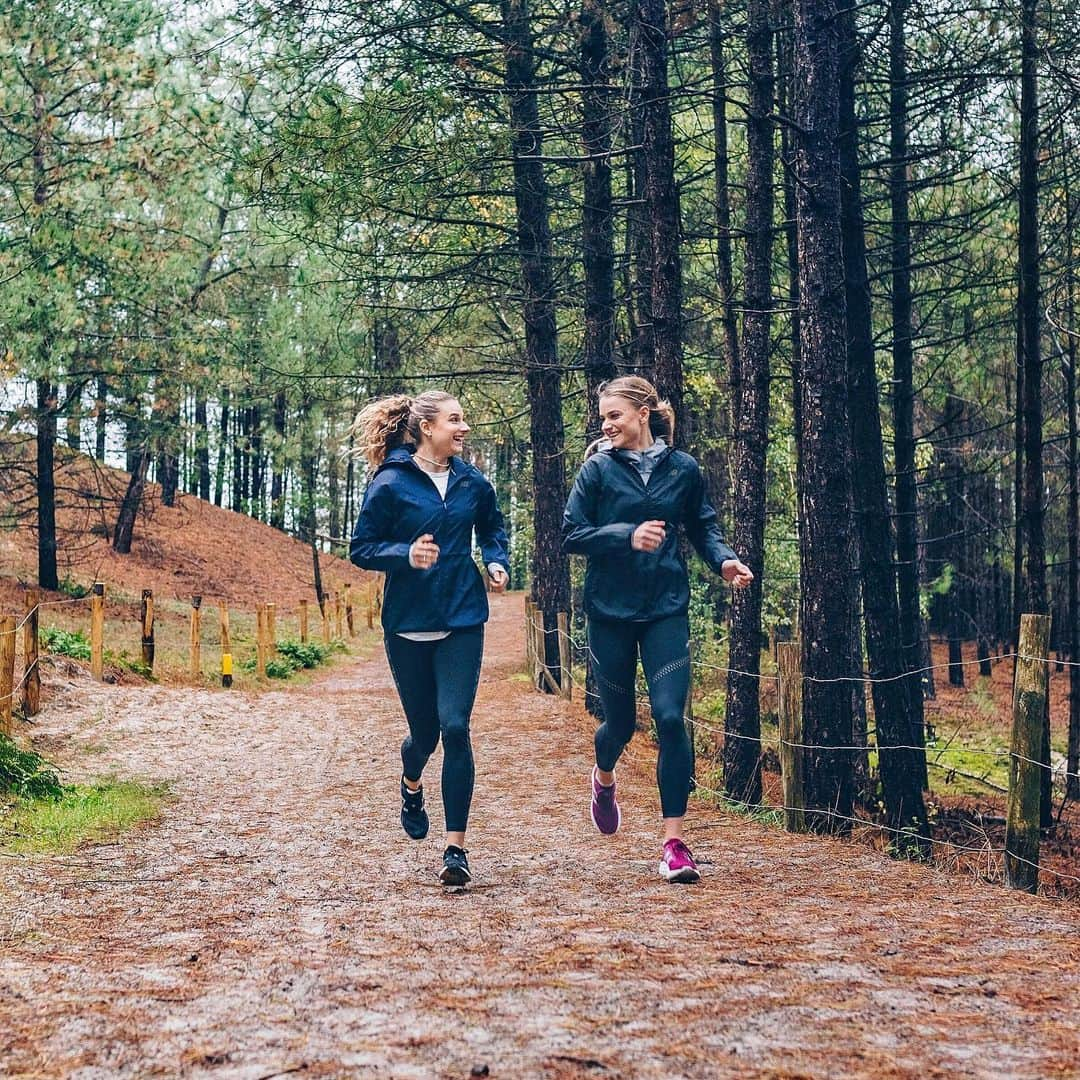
[
  {"x1": 589, "y1": 614, "x2": 692, "y2": 818},
  {"x1": 383, "y1": 626, "x2": 484, "y2": 833}
]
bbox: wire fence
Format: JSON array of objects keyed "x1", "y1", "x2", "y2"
[{"x1": 524, "y1": 606, "x2": 1080, "y2": 894}]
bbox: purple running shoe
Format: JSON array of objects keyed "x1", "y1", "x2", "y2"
[
  {"x1": 659, "y1": 838, "x2": 700, "y2": 883},
  {"x1": 590, "y1": 766, "x2": 621, "y2": 835}
]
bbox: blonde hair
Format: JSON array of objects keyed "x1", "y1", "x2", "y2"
[
  {"x1": 585, "y1": 376, "x2": 675, "y2": 459},
  {"x1": 349, "y1": 390, "x2": 456, "y2": 469}
]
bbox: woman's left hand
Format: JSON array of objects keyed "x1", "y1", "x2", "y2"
[
  {"x1": 722, "y1": 559, "x2": 754, "y2": 589},
  {"x1": 488, "y1": 566, "x2": 509, "y2": 593}
]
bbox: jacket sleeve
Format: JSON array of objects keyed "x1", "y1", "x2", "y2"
[
  {"x1": 562, "y1": 459, "x2": 636, "y2": 555},
  {"x1": 349, "y1": 478, "x2": 413, "y2": 571},
  {"x1": 683, "y1": 460, "x2": 738, "y2": 574},
  {"x1": 475, "y1": 478, "x2": 511, "y2": 573}
]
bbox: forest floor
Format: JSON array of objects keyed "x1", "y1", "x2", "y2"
[{"x1": 3, "y1": 593, "x2": 1080, "y2": 1079}]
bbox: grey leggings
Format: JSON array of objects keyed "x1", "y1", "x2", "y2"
[
  {"x1": 589, "y1": 614, "x2": 693, "y2": 818},
  {"x1": 383, "y1": 626, "x2": 484, "y2": 833}
]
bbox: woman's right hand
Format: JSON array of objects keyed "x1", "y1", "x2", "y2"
[
  {"x1": 631, "y1": 520, "x2": 666, "y2": 552},
  {"x1": 409, "y1": 534, "x2": 440, "y2": 569}
]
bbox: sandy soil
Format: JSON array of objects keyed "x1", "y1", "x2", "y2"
[{"x1": 2, "y1": 594, "x2": 1079, "y2": 1079}]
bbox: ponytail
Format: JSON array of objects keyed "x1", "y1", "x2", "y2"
[{"x1": 348, "y1": 389, "x2": 457, "y2": 469}]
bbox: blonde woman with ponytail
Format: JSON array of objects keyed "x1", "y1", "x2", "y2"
[
  {"x1": 349, "y1": 390, "x2": 510, "y2": 887},
  {"x1": 563, "y1": 376, "x2": 753, "y2": 883}
]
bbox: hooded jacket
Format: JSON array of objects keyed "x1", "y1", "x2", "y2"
[
  {"x1": 562, "y1": 444, "x2": 736, "y2": 622},
  {"x1": 350, "y1": 446, "x2": 510, "y2": 633}
]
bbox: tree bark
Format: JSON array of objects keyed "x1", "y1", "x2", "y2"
[
  {"x1": 724, "y1": 0, "x2": 773, "y2": 806},
  {"x1": 194, "y1": 391, "x2": 211, "y2": 500},
  {"x1": 95, "y1": 376, "x2": 107, "y2": 462},
  {"x1": 888, "y1": 0, "x2": 928, "y2": 785},
  {"x1": 113, "y1": 444, "x2": 150, "y2": 555},
  {"x1": 271, "y1": 389, "x2": 287, "y2": 530},
  {"x1": 1065, "y1": 145, "x2": 1079, "y2": 800},
  {"x1": 634, "y1": 0, "x2": 684, "y2": 437},
  {"x1": 503, "y1": 0, "x2": 572, "y2": 689},
  {"x1": 794, "y1": 0, "x2": 858, "y2": 832},
  {"x1": 579, "y1": 0, "x2": 618, "y2": 441},
  {"x1": 36, "y1": 376, "x2": 59, "y2": 590},
  {"x1": 215, "y1": 388, "x2": 229, "y2": 508}
]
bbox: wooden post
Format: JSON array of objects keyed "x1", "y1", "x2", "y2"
[
  {"x1": 90, "y1": 582, "x2": 105, "y2": 682},
  {"x1": 557, "y1": 611, "x2": 572, "y2": 701},
  {"x1": 255, "y1": 604, "x2": 268, "y2": 677},
  {"x1": 299, "y1": 599, "x2": 309, "y2": 643},
  {"x1": 266, "y1": 603, "x2": 277, "y2": 656},
  {"x1": 219, "y1": 601, "x2": 232, "y2": 688},
  {"x1": 777, "y1": 641, "x2": 807, "y2": 833},
  {"x1": 1005, "y1": 613, "x2": 1052, "y2": 892},
  {"x1": 190, "y1": 596, "x2": 202, "y2": 678},
  {"x1": 140, "y1": 589, "x2": 155, "y2": 672},
  {"x1": 345, "y1": 585, "x2": 355, "y2": 636},
  {"x1": 525, "y1": 599, "x2": 536, "y2": 672},
  {"x1": 0, "y1": 615, "x2": 16, "y2": 736},
  {"x1": 336, "y1": 591, "x2": 345, "y2": 639},
  {"x1": 322, "y1": 598, "x2": 331, "y2": 645},
  {"x1": 366, "y1": 583, "x2": 374, "y2": 629},
  {"x1": 22, "y1": 590, "x2": 40, "y2": 718}
]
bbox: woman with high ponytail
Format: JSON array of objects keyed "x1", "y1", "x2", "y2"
[
  {"x1": 349, "y1": 390, "x2": 510, "y2": 887},
  {"x1": 563, "y1": 375, "x2": 753, "y2": 883}
]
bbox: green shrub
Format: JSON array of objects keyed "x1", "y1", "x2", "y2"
[
  {"x1": 58, "y1": 575, "x2": 91, "y2": 600},
  {"x1": 0, "y1": 736, "x2": 64, "y2": 800},
  {"x1": 40, "y1": 626, "x2": 91, "y2": 661},
  {"x1": 277, "y1": 638, "x2": 332, "y2": 668}
]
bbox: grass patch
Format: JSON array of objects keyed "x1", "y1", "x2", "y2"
[
  {"x1": 2, "y1": 779, "x2": 168, "y2": 855},
  {"x1": 40, "y1": 625, "x2": 92, "y2": 661}
]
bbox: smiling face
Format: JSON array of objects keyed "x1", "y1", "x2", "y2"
[
  {"x1": 418, "y1": 398, "x2": 469, "y2": 460},
  {"x1": 599, "y1": 394, "x2": 653, "y2": 451}
]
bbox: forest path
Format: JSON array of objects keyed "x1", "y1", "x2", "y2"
[{"x1": 2, "y1": 593, "x2": 1078, "y2": 1079}]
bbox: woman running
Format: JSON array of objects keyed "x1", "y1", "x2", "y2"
[
  {"x1": 563, "y1": 376, "x2": 753, "y2": 883},
  {"x1": 349, "y1": 391, "x2": 510, "y2": 886}
]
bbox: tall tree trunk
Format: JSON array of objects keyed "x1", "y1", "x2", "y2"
[
  {"x1": 1065, "y1": 145, "x2": 1079, "y2": 800},
  {"x1": 944, "y1": 393, "x2": 966, "y2": 687},
  {"x1": 1017, "y1": 0, "x2": 1050, "y2": 823},
  {"x1": 215, "y1": 388, "x2": 229, "y2": 508},
  {"x1": 579, "y1": 0, "x2": 618, "y2": 441},
  {"x1": 95, "y1": 375, "x2": 107, "y2": 462},
  {"x1": 888, "y1": 0, "x2": 928, "y2": 785},
  {"x1": 113, "y1": 444, "x2": 150, "y2": 555},
  {"x1": 634, "y1": 0, "x2": 684, "y2": 437},
  {"x1": 157, "y1": 390, "x2": 181, "y2": 508},
  {"x1": 794, "y1": 0, "x2": 857, "y2": 833},
  {"x1": 724, "y1": 0, "x2": 773, "y2": 806},
  {"x1": 194, "y1": 391, "x2": 211, "y2": 500},
  {"x1": 250, "y1": 404, "x2": 265, "y2": 521},
  {"x1": 271, "y1": 389, "x2": 287, "y2": 530},
  {"x1": 36, "y1": 376, "x2": 59, "y2": 591},
  {"x1": 503, "y1": 0, "x2": 571, "y2": 689},
  {"x1": 299, "y1": 395, "x2": 324, "y2": 610},
  {"x1": 65, "y1": 381, "x2": 81, "y2": 452},
  {"x1": 374, "y1": 316, "x2": 405, "y2": 395},
  {"x1": 626, "y1": 35, "x2": 653, "y2": 374},
  {"x1": 840, "y1": 0, "x2": 927, "y2": 844}
]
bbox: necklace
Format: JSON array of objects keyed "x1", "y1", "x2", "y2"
[{"x1": 414, "y1": 451, "x2": 451, "y2": 472}]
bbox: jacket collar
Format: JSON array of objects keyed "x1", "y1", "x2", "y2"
[{"x1": 382, "y1": 445, "x2": 467, "y2": 491}]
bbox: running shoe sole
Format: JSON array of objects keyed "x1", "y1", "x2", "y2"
[
  {"x1": 658, "y1": 860, "x2": 701, "y2": 884},
  {"x1": 439, "y1": 864, "x2": 472, "y2": 886}
]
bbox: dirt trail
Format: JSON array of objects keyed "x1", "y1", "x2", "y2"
[{"x1": 2, "y1": 594, "x2": 1078, "y2": 1079}]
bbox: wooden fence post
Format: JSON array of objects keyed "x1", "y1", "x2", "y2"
[
  {"x1": 219, "y1": 601, "x2": 232, "y2": 688},
  {"x1": 1005, "y1": 613, "x2": 1052, "y2": 892},
  {"x1": 557, "y1": 611, "x2": 572, "y2": 701},
  {"x1": 91, "y1": 582, "x2": 105, "y2": 682},
  {"x1": 256, "y1": 604, "x2": 268, "y2": 677},
  {"x1": 141, "y1": 589, "x2": 155, "y2": 672},
  {"x1": 299, "y1": 600, "x2": 309, "y2": 643},
  {"x1": 366, "y1": 582, "x2": 374, "y2": 629},
  {"x1": 345, "y1": 585, "x2": 354, "y2": 636},
  {"x1": 190, "y1": 596, "x2": 202, "y2": 678},
  {"x1": 0, "y1": 615, "x2": 15, "y2": 736},
  {"x1": 22, "y1": 590, "x2": 40, "y2": 718},
  {"x1": 322, "y1": 598, "x2": 331, "y2": 645},
  {"x1": 335, "y1": 591, "x2": 344, "y2": 639},
  {"x1": 777, "y1": 641, "x2": 807, "y2": 833},
  {"x1": 266, "y1": 603, "x2": 277, "y2": 656},
  {"x1": 525, "y1": 599, "x2": 536, "y2": 673}
]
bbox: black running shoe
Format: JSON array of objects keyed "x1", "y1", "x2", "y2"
[
  {"x1": 439, "y1": 845, "x2": 471, "y2": 886},
  {"x1": 400, "y1": 779, "x2": 429, "y2": 840}
]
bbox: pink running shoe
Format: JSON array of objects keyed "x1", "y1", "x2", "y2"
[
  {"x1": 659, "y1": 838, "x2": 701, "y2": 883},
  {"x1": 590, "y1": 766, "x2": 621, "y2": 834}
]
